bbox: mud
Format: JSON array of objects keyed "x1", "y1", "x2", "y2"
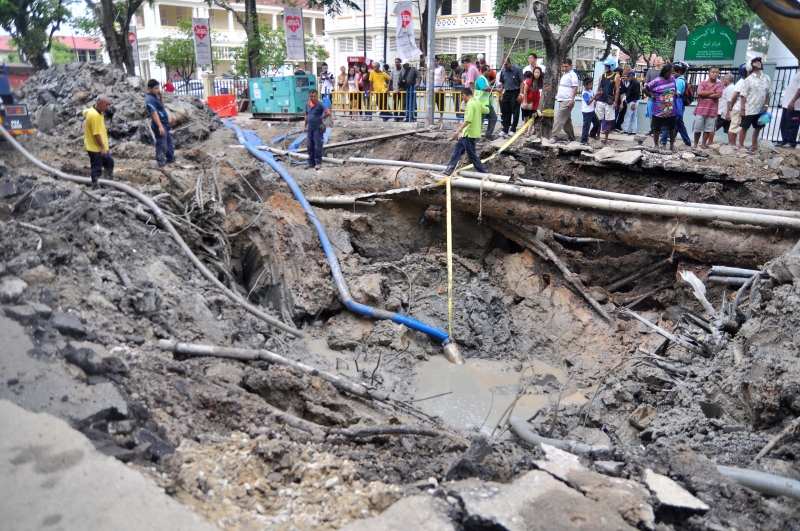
[{"x1": 2, "y1": 64, "x2": 800, "y2": 530}]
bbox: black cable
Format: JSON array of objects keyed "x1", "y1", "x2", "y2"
[{"x1": 758, "y1": 0, "x2": 800, "y2": 18}]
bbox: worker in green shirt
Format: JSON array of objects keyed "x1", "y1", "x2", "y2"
[
  {"x1": 444, "y1": 88, "x2": 489, "y2": 176},
  {"x1": 474, "y1": 65, "x2": 499, "y2": 140}
]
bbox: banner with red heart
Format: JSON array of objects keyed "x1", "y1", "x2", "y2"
[
  {"x1": 193, "y1": 24, "x2": 208, "y2": 40},
  {"x1": 128, "y1": 31, "x2": 136, "y2": 45},
  {"x1": 401, "y1": 10, "x2": 412, "y2": 29},
  {"x1": 286, "y1": 16, "x2": 302, "y2": 33}
]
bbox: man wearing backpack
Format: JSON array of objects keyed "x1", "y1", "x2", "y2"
[{"x1": 660, "y1": 62, "x2": 692, "y2": 146}]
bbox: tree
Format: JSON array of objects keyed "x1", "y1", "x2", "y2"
[
  {"x1": 494, "y1": 0, "x2": 594, "y2": 111},
  {"x1": 51, "y1": 39, "x2": 78, "y2": 63},
  {"x1": 229, "y1": 23, "x2": 327, "y2": 78},
  {"x1": 0, "y1": 0, "x2": 72, "y2": 70},
  {"x1": 747, "y1": 13, "x2": 770, "y2": 54},
  {"x1": 78, "y1": 0, "x2": 151, "y2": 74}
]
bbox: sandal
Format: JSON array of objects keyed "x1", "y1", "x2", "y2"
[
  {"x1": 731, "y1": 146, "x2": 740, "y2": 151},
  {"x1": 548, "y1": 138, "x2": 558, "y2": 144}
]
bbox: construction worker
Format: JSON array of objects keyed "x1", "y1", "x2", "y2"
[
  {"x1": 443, "y1": 88, "x2": 489, "y2": 176},
  {"x1": 82, "y1": 94, "x2": 113, "y2": 190},
  {"x1": 146, "y1": 79, "x2": 175, "y2": 168}
]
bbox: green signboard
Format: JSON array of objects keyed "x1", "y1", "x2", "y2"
[{"x1": 685, "y1": 19, "x2": 737, "y2": 61}]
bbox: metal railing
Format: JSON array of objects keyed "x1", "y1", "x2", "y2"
[
  {"x1": 327, "y1": 90, "x2": 503, "y2": 120},
  {"x1": 214, "y1": 78, "x2": 248, "y2": 97}
]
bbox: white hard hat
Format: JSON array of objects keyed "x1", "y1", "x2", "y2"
[{"x1": 477, "y1": 53, "x2": 484, "y2": 61}]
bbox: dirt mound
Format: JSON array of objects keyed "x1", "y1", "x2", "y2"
[{"x1": 16, "y1": 62, "x2": 221, "y2": 147}]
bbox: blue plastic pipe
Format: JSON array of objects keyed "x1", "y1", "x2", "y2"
[
  {"x1": 272, "y1": 129, "x2": 303, "y2": 145},
  {"x1": 225, "y1": 121, "x2": 463, "y2": 364}
]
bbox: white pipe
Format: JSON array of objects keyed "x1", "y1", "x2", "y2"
[
  {"x1": 717, "y1": 465, "x2": 800, "y2": 501},
  {"x1": 446, "y1": 178, "x2": 800, "y2": 231},
  {"x1": 508, "y1": 416, "x2": 610, "y2": 456},
  {"x1": 346, "y1": 157, "x2": 800, "y2": 220},
  {"x1": 0, "y1": 126, "x2": 302, "y2": 338},
  {"x1": 710, "y1": 266, "x2": 761, "y2": 277},
  {"x1": 258, "y1": 146, "x2": 346, "y2": 165}
]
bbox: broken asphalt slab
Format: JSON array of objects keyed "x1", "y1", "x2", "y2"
[{"x1": 0, "y1": 400, "x2": 216, "y2": 531}]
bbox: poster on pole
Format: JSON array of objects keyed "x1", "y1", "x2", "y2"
[
  {"x1": 128, "y1": 24, "x2": 140, "y2": 68},
  {"x1": 394, "y1": 1, "x2": 423, "y2": 61},
  {"x1": 192, "y1": 17, "x2": 213, "y2": 66},
  {"x1": 284, "y1": 8, "x2": 306, "y2": 62}
]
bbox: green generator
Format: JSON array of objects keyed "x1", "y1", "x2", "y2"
[{"x1": 250, "y1": 74, "x2": 317, "y2": 120}]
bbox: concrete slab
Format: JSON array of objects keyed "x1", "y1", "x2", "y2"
[
  {"x1": 0, "y1": 400, "x2": 216, "y2": 531},
  {"x1": 0, "y1": 316, "x2": 127, "y2": 422},
  {"x1": 643, "y1": 468, "x2": 710, "y2": 512}
]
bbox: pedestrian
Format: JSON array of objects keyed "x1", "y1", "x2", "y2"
[
  {"x1": 433, "y1": 56, "x2": 446, "y2": 123},
  {"x1": 146, "y1": 80, "x2": 175, "y2": 169},
  {"x1": 304, "y1": 89, "x2": 331, "y2": 170},
  {"x1": 520, "y1": 70, "x2": 539, "y2": 134},
  {"x1": 738, "y1": 57, "x2": 771, "y2": 152},
  {"x1": 615, "y1": 65, "x2": 632, "y2": 131},
  {"x1": 475, "y1": 64, "x2": 499, "y2": 140},
  {"x1": 401, "y1": 62, "x2": 420, "y2": 122},
  {"x1": 643, "y1": 65, "x2": 678, "y2": 151},
  {"x1": 715, "y1": 74, "x2": 734, "y2": 136},
  {"x1": 462, "y1": 56, "x2": 480, "y2": 92},
  {"x1": 580, "y1": 77, "x2": 601, "y2": 145},
  {"x1": 497, "y1": 57, "x2": 524, "y2": 137},
  {"x1": 644, "y1": 56, "x2": 664, "y2": 136},
  {"x1": 522, "y1": 52, "x2": 545, "y2": 75},
  {"x1": 318, "y1": 63, "x2": 335, "y2": 95},
  {"x1": 359, "y1": 63, "x2": 371, "y2": 120},
  {"x1": 692, "y1": 66, "x2": 723, "y2": 149},
  {"x1": 776, "y1": 60, "x2": 800, "y2": 148},
  {"x1": 83, "y1": 94, "x2": 114, "y2": 190},
  {"x1": 163, "y1": 80, "x2": 175, "y2": 93},
  {"x1": 548, "y1": 58, "x2": 580, "y2": 144},
  {"x1": 620, "y1": 70, "x2": 641, "y2": 135},
  {"x1": 476, "y1": 53, "x2": 497, "y2": 83},
  {"x1": 337, "y1": 66, "x2": 346, "y2": 91},
  {"x1": 595, "y1": 58, "x2": 620, "y2": 144},
  {"x1": 369, "y1": 63, "x2": 392, "y2": 121},
  {"x1": 662, "y1": 62, "x2": 691, "y2": 146},
  {"x1": 390, "y1": 58, "x2": 404, "y2": 121},
  {"x1": 727, "y1": 64, "x2": 748, "y2": 148},
  {"x1": 346, "y1": 66, "x2": 362, "y2": 119},
  {"x1": 449, "y1": 60, "x2": 464, "y2": 121},
  {"x1": 443, "y1": 88, "x2": 489, "y2": 176}
]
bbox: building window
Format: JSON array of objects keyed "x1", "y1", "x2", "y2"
[
  {"x1": 503, "y1": 37, "x2": 525, "y2": 54},
  {"x1": 340, "y1": 38, "x2": 354, "y2": 53},
  {"x1": 462, "y1": 36, "x2": 486, "y2": 53},
  {"x1": 440, "y1": 0, "x2": 452, "y2": 15},
  {"x1": 468, "y1": 0, "x2": 481, "y2": 13},
  {"x1": 388, "y1": 37, "x2": 396, "y2": 52},
  {"x1": 355, "y1": 36, "x2": 373, "y2": 52},
  {"x1": 435, "y1": 38, "x2": 457, "y2": 54},
  {"x1": 528, "y1": 40, "x2": 544, "y2": 53},
  {"x1": 89, "y1": 50, "x2": 98, "y2": 62}
]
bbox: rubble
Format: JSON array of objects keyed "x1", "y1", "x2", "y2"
[{"x1": 2, "y1": 63, "x2": 800, "y2": 530}]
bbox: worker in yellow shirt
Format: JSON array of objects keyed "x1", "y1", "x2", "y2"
[
  {"x1": 82, "y1": 94, "x2": 114, "y2": 190},
  {"x1": 369, "y1": 63, "x2": 392, "y2": 121}
]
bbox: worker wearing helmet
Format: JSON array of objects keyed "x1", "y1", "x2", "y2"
[{"x1": 737, "y1": 56, "x2": 771, "y2": 152}]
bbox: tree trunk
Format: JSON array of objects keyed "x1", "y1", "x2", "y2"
[
  {"x1": 400, "y1": 188, "x2": 795, "y2": 267},
  {"x1": 89, "y1": 0, "x2": 125, "y2": 71},
  {"x1": 245, "y1": 0, "x2": 259, "y2": 78}
]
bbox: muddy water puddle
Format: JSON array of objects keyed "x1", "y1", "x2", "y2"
[
  {"x1": 307, "y1": 339, "x2": 361, "y2": 378},
  {"x1": 414, "y1": 357, "x2": 579, "y2": 433}
]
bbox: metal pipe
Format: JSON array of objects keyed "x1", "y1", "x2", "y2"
[
  {"x1": 508, "y1": 416, "x2": 610, "y2": 456},
  {"x1": 0, "y1": 124, "x2": 302, "y2": 338},
  {"x1": 157, "y1": 339, "x2": 390, "y2": 401},
  {"x1": 707, "y1": 276, "x2": 770, "y2": 286},
  {"x1": 709, "y1": 266, "x2": 761, "y2": 278},
  {"x1": 447, "y1": 178, "x2": 800, "y2": 231},
  {"x1": 227, "y1": 121, "x2": 464, "y2": 364},
  {"x1": 346, "y1": 157, "x2": 800, "y2": 220},
  {"x1": 258, "y1": 146, "x2": 346, "y2": 165},
  {"x1": 717, "y1": 465, "x2": 800, "y2": 501}
]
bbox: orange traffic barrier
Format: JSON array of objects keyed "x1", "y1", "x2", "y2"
[{"x1": 207, "y1": 95, "x2": 238, "y2": 118}]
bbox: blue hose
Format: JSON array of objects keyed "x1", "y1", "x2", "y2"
[
  {"x1": 225, "y1": 121, "x2": 458, "y2": 352},
  {"x1": 288, "y1": 133, "x2": 307, "y2": 152},
  {"x1": 273, "y1": 130, "x2": 303, "y2": 145}
]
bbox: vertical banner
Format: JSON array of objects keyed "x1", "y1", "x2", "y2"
[
  {"x1": 394, "y1": 1, "x2": 423, "y2": 61},
  {"x1": 128, "y1": 24, "x2": 140, "y2": 69},
  {"x1": 284, "y1": 8, "x2": 306, "y2": 62},
  {"x1": 192, "y1": 17, "x2": 212, "y2": 65}
]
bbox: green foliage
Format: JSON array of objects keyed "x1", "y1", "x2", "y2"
[
  {"x1": 502, "y1": 45, "x2": 546, "y2": 68},
  {"x1": 230, "y1": 24, "x2": 328, "y2": 77},
  {"x1": 747, "y1": 13, "x2": 770, "y2": 54},
  {"x1": 0, "y1": 0, "x2": 73, "y2": 69},
  {"x1": 50, "y1": 39, "x2": 77, "y2": 64}
]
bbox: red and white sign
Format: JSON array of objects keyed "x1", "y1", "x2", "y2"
[
  {"x1": 128, "y1": 24, "x2": 140, "y2": 70},
  {"x1": 192, "y1": 17, "x2": 212, "y2": 65},
  {"x1": 393, "y1": 2, "x2": 422, "y2": 61},
  {"x1": 283, "y1": 8, "x2": 305, "y2": 62}
]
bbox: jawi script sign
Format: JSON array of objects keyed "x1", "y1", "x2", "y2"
[{"x1": 685, "y1": 19, "x2": 736, "y2": 61}]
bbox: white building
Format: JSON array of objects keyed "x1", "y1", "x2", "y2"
[
  {"x1": 133, "y1": 0, "x2": 325, "y2": 81},
  {"x1": 324, "y1": 0, "x2": 607, "y2": 71}
]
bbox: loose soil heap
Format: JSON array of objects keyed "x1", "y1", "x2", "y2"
[{"x1": 2, "y1": 64, "x2": 799, "y2": 530}]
